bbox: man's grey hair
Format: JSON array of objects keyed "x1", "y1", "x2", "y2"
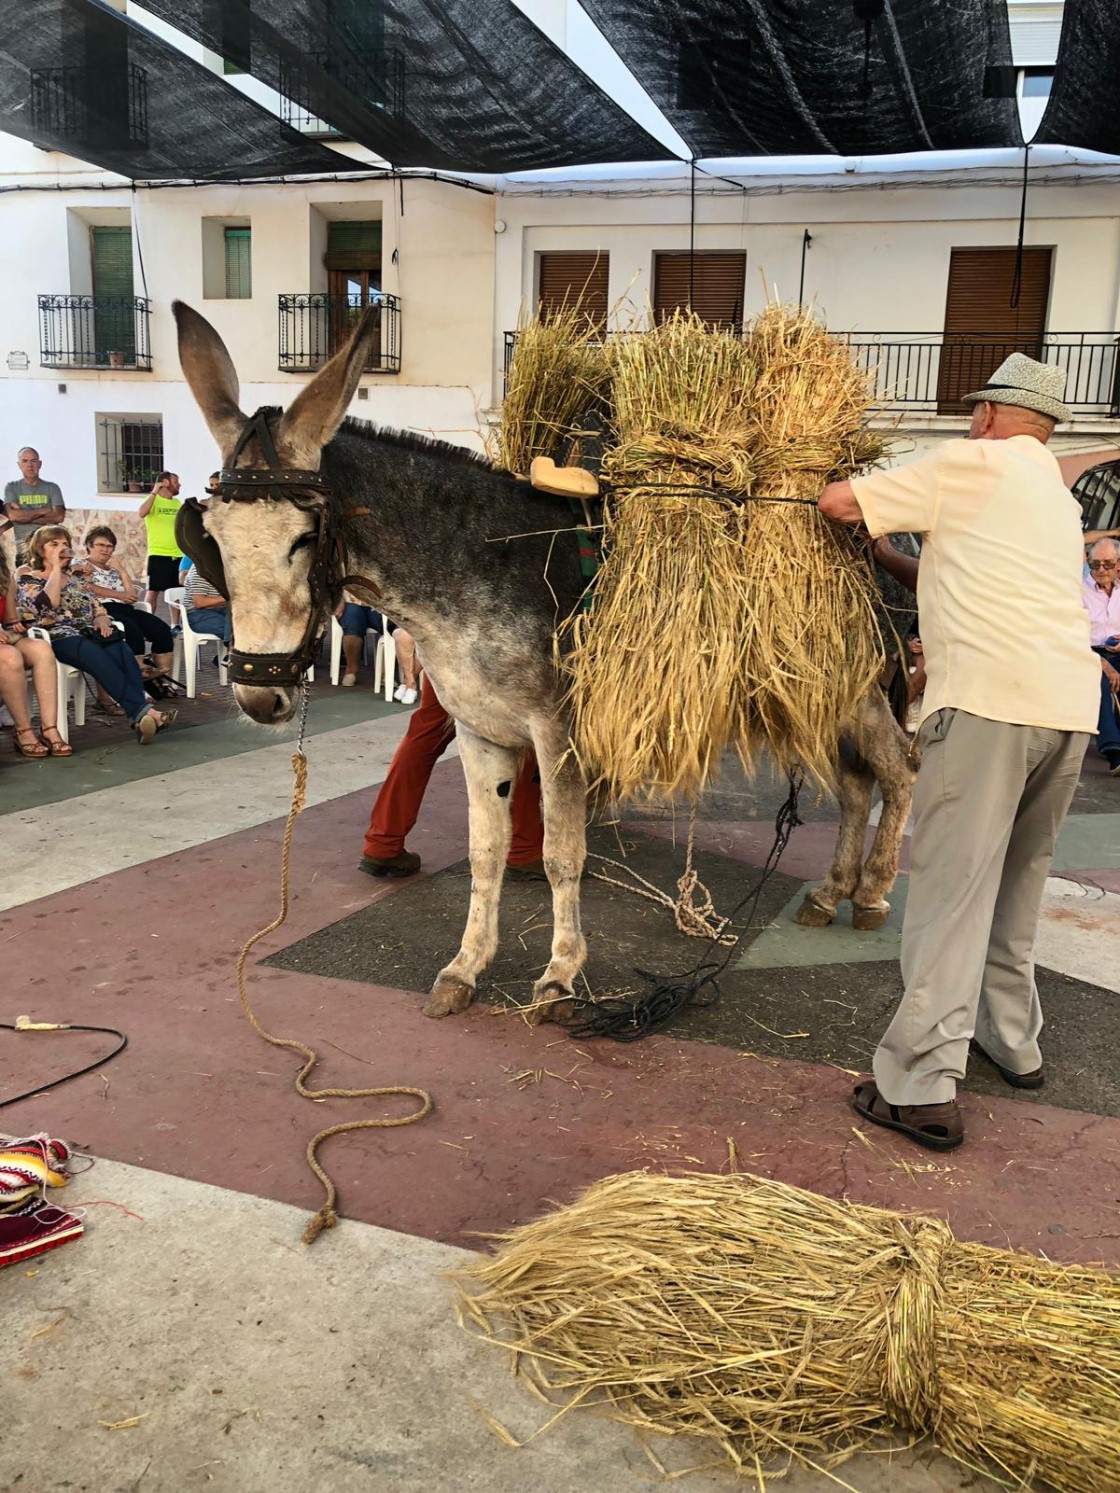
[
  {"x1": 17, "y1": 446, "x2": 40, "y2": 460},
  {"x1": 1088, "y1": 537, "x2": 1120, "y2": 559}
]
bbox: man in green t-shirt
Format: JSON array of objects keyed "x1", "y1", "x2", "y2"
[
  {"x1": 138, "y1": 471, "x2": 183, "y2": 610},
  {"x1": 4, "y1": 448, "x2": 66, "y2": 561}
]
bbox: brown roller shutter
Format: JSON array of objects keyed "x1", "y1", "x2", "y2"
[
  {"x1": 653, "y1": 251, "x2": 746, "y2": 329},
  {"x1": 537, "y1": 251, "x2": 609, "y2": 329},
  {"x1": 937, "y1": 246, "x2": 1052, "y2": 413}
]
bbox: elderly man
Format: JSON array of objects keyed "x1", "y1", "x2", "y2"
[
  {"x1": 818, "y1": 354, "x2": 1098, "y2": 1152},
  {"x1": 4, "y1": 448, "x2": 65, "y2": 562},
  {"x1": 1084, "y1": 538, "x2": 1120, "y2": 774}
]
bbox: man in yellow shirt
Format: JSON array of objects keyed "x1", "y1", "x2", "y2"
[
  {"x1": 818, "y1": 354, "x2": 1098, "y2": 1151},
  {"x1": 138, "y1": 471, "x2": 183, "y2": 611}
]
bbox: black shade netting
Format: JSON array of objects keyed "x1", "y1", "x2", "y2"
[
  {"x1": 1033, "y1": 0, "x2": 1120, "y2": 155},
  {"x1": 580, "y1": 0, "x2": 1022, "y2": 158},
  {"x1": 0, "y1": 0, "x2": 365, "y2": 181},
  {"x1": 124, "y1": 0, "x2": 674, "y2": 173}
]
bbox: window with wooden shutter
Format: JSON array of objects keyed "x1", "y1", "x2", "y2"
[
  {"x1": 536, "y1": 251, "x2": 609, "y2": 329},
  {"x1": 653, "y1": 251, "x2": 746, "y2": 330},
  {"x1": 91, "y1": 225, "x2": 135, "y2": 362},
  {"x1": 223, "y1": 227, "x2": 252, "y2": 299},
  {"x1": 937, "y1": 246, "x2": 1052, "y2": 413}
]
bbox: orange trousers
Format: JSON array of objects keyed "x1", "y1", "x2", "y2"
[{"x1": 363, "y1": 673, "x2": 544, "y2": 865}]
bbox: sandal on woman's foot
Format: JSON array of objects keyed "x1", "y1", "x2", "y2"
[
  {"x1": 92, "y1": 698, "x2": 125, "y2": 717},
  {"x1": 135, "y1": 712, "x2": 158, "y2": 745},
  {"x1": 13, "y1": 727, "x2": 48, "y2": 758},
  {"x1": 39, "y1": 727, "x2": 73, "y2": 758},
  {"x1": 156, "y1": 709, "x2": 177, "y2": 732},
  {"x1": 851, "y1": 1079, "x2": 964, "y2": 1152}
]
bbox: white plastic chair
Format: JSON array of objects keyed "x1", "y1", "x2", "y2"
[
  {"x1": 168, "y1": 587, "x2": 229, "y2": 699},
  {"x1": 27, "y1": 626, "x2": 85, "y2": 744},
  {"x1": 330, "y1": 613, "x2": 396, "y2": 699}
]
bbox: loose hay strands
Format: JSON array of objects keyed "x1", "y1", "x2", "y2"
[
  {"x1": 561, "y1": 312, "x2": 759, "y2": 799},
  {"x1": 457, "y1": 1171, "x2": 1120, "y2": 1493},
  {"x1": 740, "y1": 306, "x2": 892, "y2": 788},
  {"x1": 497, "y1": 303, "x2": 612, "y2": 476}
]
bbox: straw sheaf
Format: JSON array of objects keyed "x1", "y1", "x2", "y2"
[
  {"x1": 497, "y1": 304, "x2": 612, "y2": 476},
  {"x1": 458, "y1": 1171, "x2": 1120, "y2": 1493}
]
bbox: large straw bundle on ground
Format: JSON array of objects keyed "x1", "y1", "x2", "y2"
[
  {"x1": 560, "y1": 312, "x2": 760, "y2": 799},
  {"x1": 497, "y1": 305, "x2": 611, "y2": 476},
  {"x1": 458, "y1": 1171, "x2": 1120, "y2": 1493},
  {"x1": 738, "y1": 306, "x2": 893, "y2": 786}
]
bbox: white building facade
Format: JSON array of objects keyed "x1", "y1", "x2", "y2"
[{"x1": 1, "y1": 0, "x2": 1116, "y2": 567}]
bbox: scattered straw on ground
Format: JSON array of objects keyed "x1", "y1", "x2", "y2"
[{"x1": 458, "y1": 1170, "x2": 1119, "y2": 1493}]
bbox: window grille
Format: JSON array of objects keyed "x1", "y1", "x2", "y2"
[
  {"x1": 97, "y1": 416, "x2": 164, "y2": 493},
  {"x1": 224, "y1": 227, "x2": 252, "y2": 299}
]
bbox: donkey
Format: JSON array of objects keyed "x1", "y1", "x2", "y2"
[{"x1": 174, "y1": 301, "x2": 915, "y2": 1022}]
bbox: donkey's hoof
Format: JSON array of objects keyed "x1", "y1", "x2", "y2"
[
  {"x1": 795, "y1": 895, "x2": 836, "y2": 928},
  {"x1": 852, "y1": 902, "x2": 891, "y2": 931},
  {"x1": 527, "y1": 980, "x2": 577, "y2": 1027},
  {"x1": 423, "y1": 975, "x2": 476, "y2": 1019}
]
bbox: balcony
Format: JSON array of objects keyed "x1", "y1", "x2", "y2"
[
  {"x1": 843, "y1": 332, "x2": 1120, "y2": 416},
  {"x1": 277, "y1": 49, "x2": 406, "y2": 134},
  {"x1": 278, "y1": 293, "x2": 401, "y2": 374},
  {"x1": 38, "y1": 295, "x2": 152, "y2": 371},
  {"x1": 503, "y1": 330, "x2": 1120, "y2": 416}
]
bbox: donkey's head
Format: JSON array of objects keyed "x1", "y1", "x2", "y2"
[{"x1": 173, "y1": 300, "x2": 375, "y2": 724}]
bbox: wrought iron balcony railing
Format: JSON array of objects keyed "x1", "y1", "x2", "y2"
[
  {"x1": 278, "y1": 293, "x2": 401, "y2": 374},
  {"x1": 31, "y1": 64, "x2": 148, "y2": 150},
  {"x1": 277, "y1": 49, "x2": 406, "y2": 134},
  {"x1": 503, "y1": 329, "x2": 1120, "y2": 415},
  {"x1": 39, "y1": 295, "x2": 152, "y2": 371}
]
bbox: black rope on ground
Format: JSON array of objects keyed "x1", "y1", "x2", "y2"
[
  {"x1": 566, "y1": 774, "x2": 804, "y2": 1042},
  {"x1": 0, "y1": 1023, "x2": 128, "y2": 1108}
]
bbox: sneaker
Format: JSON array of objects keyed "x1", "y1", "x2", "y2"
[
  {"x1": 357, "y1": 849, "x2": 422, "y2": 878},
  {"x1": 392, "y1": 683, "x2": 407, "y2": 702},
  {"x1": 0, "y1": 1204, "x2": 84, "y2": 1269},
  {"x1": 398, "y1": 686, "x2": 419, "y2": 706},
  {"x1": 342, "y1": 673, "x2": 358, "y2": 687}
]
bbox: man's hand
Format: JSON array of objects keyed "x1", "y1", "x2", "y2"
[{"x1": 1103, "y1": 659, "x2": 1120, "y2": 695}]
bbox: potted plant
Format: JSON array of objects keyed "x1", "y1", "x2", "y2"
[
  {"x1": 107, "y1": 350, "x2": 126, "y2": 369},
  {"x1": 125, "y1": 467, "x2": 145, "y2": 493}
]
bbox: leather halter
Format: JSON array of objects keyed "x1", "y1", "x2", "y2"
[{"x1": 206, "y1": 409, "x2": 349, "y2": 688}]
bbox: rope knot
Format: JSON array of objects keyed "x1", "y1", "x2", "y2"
[
  {"x1": 879, "y1": 1217, "x2": 953, "y2": 1430},
  {"x1": 302, "y1": 1205, "x2": 339, "y2": 1246}
]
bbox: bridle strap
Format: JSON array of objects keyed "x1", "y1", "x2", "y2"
[{"x1": 219, "y1": 409, "x2": 329, "y2": 494}]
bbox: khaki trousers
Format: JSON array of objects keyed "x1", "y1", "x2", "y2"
[{"x1": 873, "y1": 709, "x2": 1088, "y2": 1106}]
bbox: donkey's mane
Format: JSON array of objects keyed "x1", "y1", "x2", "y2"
[{"x1": 335, "y1": 417, "x2": 493, "y2": 470}]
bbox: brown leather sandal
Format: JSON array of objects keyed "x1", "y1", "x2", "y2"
[
  {"x1": 39, "y1": 727, "x2": 73, "y2": 758},
  {"x1": 13, "y1": 727, "x2": 48, "y2": 758},
  {"x1": 851, "y1": 1079, "x2": 964, "y2": 1152},
  {"x1": 969, "y1": 1039, "x2": 1044, "y2": 1090}
]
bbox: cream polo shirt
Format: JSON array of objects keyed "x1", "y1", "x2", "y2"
[{"x1": 850, "y1": 435, "x2": 1097, "y2": 733}]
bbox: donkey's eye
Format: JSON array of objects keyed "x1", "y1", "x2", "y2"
[{"x1": 287, "y1": 533, "x2": 316, "y2": 560}]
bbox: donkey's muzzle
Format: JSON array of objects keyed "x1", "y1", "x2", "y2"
[{"x1": 234, "y1": 682, "x2": 296, "y2": 724}]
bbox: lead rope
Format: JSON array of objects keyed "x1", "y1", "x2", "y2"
[
  {"x1": 234, "y1": 684, "x2": 433, "y2": 1245},
  {"x1": 587, "y1": 808, "x2": 735, "y2": 945}
]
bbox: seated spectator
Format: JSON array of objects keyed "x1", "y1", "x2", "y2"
[
  {"x1": 1084, "y1": 538, "x2": 1120, "y2": 775},
  {"x1": 184, "y1": 563, "x2": 231, "y2": 645},
  {"x1": 0, "y1": 539, "x2": 68, "y2": 757},
  {"x1": 17, "y1": 526, "x2": 175, "y2": 745},
  {"x1": 337, "y1": 599, "x2": 418, "y2": 702},
  {"x1": 73, "y1": 527, "x2": 176, "y2": 682}
]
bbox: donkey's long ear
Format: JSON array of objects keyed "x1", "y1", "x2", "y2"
[
  {"x1": 276, "y1": 307, "x2": 377, "y2": 465},
  {"x1": 173, "y1": 300, "x2": 246, "y2": 453}
]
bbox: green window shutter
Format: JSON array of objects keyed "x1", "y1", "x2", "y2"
[
  {"x1": 324, "y1": 221, "x2": 381, "y2": 271},
  {"x1": 224, "y1": 227, "x2": 252, "y2": 299},
  {"x1": 91, "y1": 227, "x2": 134, "y2": 298}
]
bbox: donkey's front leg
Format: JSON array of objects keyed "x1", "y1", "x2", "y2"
[
  {"x1": 525, "y1": 729, "x2": 588, "y2": 1026},
  {"x1": 424, "y1": 727, "x2": 518, "y2": 1019}
]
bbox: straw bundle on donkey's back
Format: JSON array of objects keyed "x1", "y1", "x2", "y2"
[
  {"x1": 560, "y1": 305, "x2": 894, "y2": 800},
  {"x1": 458, "y1": 1171, "x2": 1120, "y2": 1493},
  {"x1": 560, "y1": 311, "x2": 760, "y2": 800}
]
